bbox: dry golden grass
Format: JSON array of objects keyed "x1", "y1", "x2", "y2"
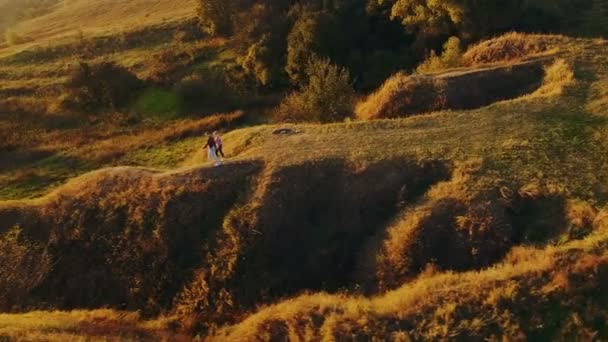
[
  {"x1": 1, "y1": 33, "x2": 608, "y2": 340},
  {"x1": 0, "y1": 111, "x2": 247, "y2": 199},
  {"x1": 212, "y1": 233, "x2": 608, "y2": 341},
  {"x1": 463, "y1": 32, "x2": 563, "y2": 66},
  {"x1": 586, "y1": 79, "x2": 608, "y2": 117},
  {"x1": 533, "y1": 58, "x2": 577, "y2": 97},
  {"x1": 1, "y1": 0, "x2": 197, "y2": 55},
  {"x1": 0, "y1": 309, "x2": 186, "y2": 341},
  {"x1": 354, "y1": 73, "x2": 447, "y2": 120},
  {"x1": 355, "y1": 34, "x2": 570, "y2": 121}
]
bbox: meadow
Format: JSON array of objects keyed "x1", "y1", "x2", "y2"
[{"x1": 1, "y1": 0, "x2": 608, "y2": 340}]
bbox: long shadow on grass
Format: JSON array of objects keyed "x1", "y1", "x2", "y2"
[
  {"x1": 0, "y1": 160, "x2": 265, "y2": 314},
  {"x1": 181, "y1": 157, "x2": 451, "y2": 332}
]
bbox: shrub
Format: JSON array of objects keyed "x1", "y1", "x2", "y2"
[
  {"x1": 148, "y1": 48, "x2": 194, "y2": 85},
  {"x1": 463, "y1": 32, "x2": 551, "y2": 66},
  {"x1": 356, "y1": 73, "x2": 447, "y2": 120},
  {"x1": 239, "y1": 35, "x2": 282, "y2": 87},
  {"x1": 416, "y1": 37, "x2": 463, "y2": 74},
  {"x1": 232, "y1": 3, "x2": 288, "y2": 88},
  {"x1": 274, "y1": 56, "x2": 354, "y2": 123},
  {"x1": 173, "y1": 70, "x2": 247, "y2": 113},
  {"x1": 285, "y1": 10, "x2": 339, "y2": 86},
  {"x1": 64, "y1": 61, "x2": 144, "y2": 111}
]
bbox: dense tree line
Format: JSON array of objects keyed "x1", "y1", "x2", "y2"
[{"x1": 197, "y1": 0, "x2": 594, "y2": 92}]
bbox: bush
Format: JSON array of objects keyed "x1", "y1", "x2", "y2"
[
  {"x1": 274, "y1": 56, "x2": 354, "y2": 123},
  {"x1": 416, "y1": 37, "x2": 463, "y2": 74},
  {"x1": 356, "y1": 72, "x2": 447, "y2": 120},
  {"x1": 239, "y1": 35, "x2": 282, "y2": 87},
  {"x1": 148, "y1": 48, "x2": 194, "y2": 85},
  {"x1": 173, "y1": 70, "x2": 247, "y2": 113},
  {"x1": 64, "y1": 61, "x2": 144, "y2": 112},
  {"x1": 463, "y1": 33, "x2": 551, "y2": 66},
  {"x1": 285, "y1": 10, "x2": 340, "y2": 86}
]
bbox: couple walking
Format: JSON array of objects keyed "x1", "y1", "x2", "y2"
[{"x1": 203, "y1": 131, "x2": 225, "y2": 166}]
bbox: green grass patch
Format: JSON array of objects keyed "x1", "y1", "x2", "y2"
[
  {"x1": 119, "y1": 136, "x2": 202, "y2": 169},
  {"x1": 134, "y1": 88, "x2": 181, "y2": 119}
]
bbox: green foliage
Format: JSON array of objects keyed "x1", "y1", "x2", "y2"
[
  {"x1": 382, "y1": 0, "x2": 595, "y2": 41},
  {"x1": 64, "y1": 61, "x2": 144, "y2": 112},
  {"x1": 417, "y1": 36, "x2": 463, "y2": 73},
  {"x1": 239, "y1": 35, "x2": 281, "y2": 87},
  {"x1": 285, "y1": 10, "x2": 340, "y2": 86},
  {"x1": 275, "y1": 56, "x2": 354, "y2": 123},
  {"x1": 389, "y1": 0, "x2": 465, "y2": 34},
  {"x1": 173, "y1": 68, "x2": 250, "y2": 114},
  {"x1": 134, "y1": 88, "x2": 181, "y2": 119},
  {"x1": 233, "y1": 3, "x2": 287, "y2": 87}
]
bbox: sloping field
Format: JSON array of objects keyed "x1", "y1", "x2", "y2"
[
  {"x1": 1, "y1": 33, "x2": 608, "y2": 340},
  {"x1": 2, "y1": 0, "x2": 197, "y2": 50}
]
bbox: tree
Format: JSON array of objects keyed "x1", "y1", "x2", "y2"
[
  {"x1": 240, "y1": 35, "x2": 282, "y2": 86},
  {"x1": 233, "y1": 3, "x2": 288, "y2": 87},
  {"x1": 198, "y1": 0, "x2": 238, "y2": 35},
  {"x1": 64, "y1": 61, "x2": 143, "y2": 111},
  {"x1": 285, "y1": 10, "x2": 341, "y2": 85},
  {"x1": 416, "y1": 36, "x2": 463, "y2": 73},
  {"x1": 275, "y1": 56, "x2": 355, "y2": 123},
  {"x1": 380, "y1": 0, "x2": 594, "y2": 41}
]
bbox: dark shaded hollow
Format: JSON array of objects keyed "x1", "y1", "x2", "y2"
[{"x1": 439, "y1": 60, "x2": 545, "y2": 110}]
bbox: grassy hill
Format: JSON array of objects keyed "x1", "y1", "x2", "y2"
[
  {"x1": 1, "y1": 0, "x2": 197, "y2": 47},
  {"x1": 0, "y1": 0, "x2": 251, "y2": 201},
  {"x1": 1, "y1": 28, "x2": 608, "y2": 340}
]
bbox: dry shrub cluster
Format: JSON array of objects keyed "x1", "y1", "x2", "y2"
[
  {"x1": 148, "y1": 48, "x2": 196, "y2": 85},
  {"x1": 463, "y1": 32, "x2": 554, "y2": 66},
  {"x1": 274, "y1": 57, "x2": 355, "y2": 123},
  {"x1": 62, "y1": 61, "x2": 143, "y2": 112},
  {"x1": 416, "y1": 36, "x2": 464, "y2": 74}
]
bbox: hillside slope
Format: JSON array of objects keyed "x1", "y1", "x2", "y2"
[
  {"x1": 1, "y1": 33, "x2": 608, "y2": 340},
  {"x1": 2, "y1": 0, "x2": 197, "y2": 48}
]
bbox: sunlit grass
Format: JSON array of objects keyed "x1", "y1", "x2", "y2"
[{"x1": 0, "y1": 310, "x2": 183, "y2": 341}]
